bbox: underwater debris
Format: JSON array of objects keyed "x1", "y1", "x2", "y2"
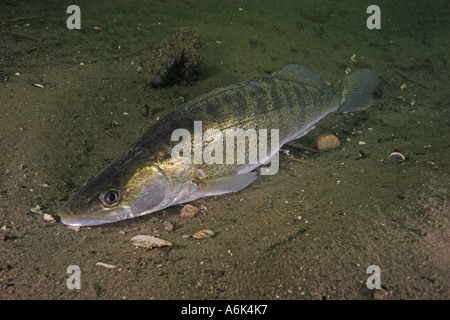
[
  {"x1": 30, "y1": 205, "x2": 55, "y2": 223},
  {"x1": 355, "y1": 149, "x2": 366, "y2": 160},
  {"x1": 144, "y1": 28, "x2": 202, "y2": 88}
]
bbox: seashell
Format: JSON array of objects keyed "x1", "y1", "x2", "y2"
[
  {"x1": 387, "y1": 152, "x2": 405, "y2": 161},
  {"x1": 131, "y1": 235, "x2": 172, "y2": 249},
  {"x1": 315, "y1": 133, "x2": 340, "y2": 151},
  {"x1": 43, "y1": 213, "x2": 56, "y2": 223},
  {"x1": 192, "y1": 229, "x2": 215, "y2": 239},
  {"x1": 180, "y1": 204, "x2": 199, "y2": 218}
]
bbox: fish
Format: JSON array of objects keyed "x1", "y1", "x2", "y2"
[{"x1": 58, "y1": 64, "x2": 380, "y2": 226}]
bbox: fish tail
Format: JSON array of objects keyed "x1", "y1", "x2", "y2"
[{"x1": 335, "y1": 69, "x2": 380, "y2": 113}]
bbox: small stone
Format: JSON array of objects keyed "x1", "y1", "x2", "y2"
[
  {"x1": 373, "y1": 288, "x2": 389, "y2": 300},
  {"x1": 180, "y1": 204, "x2": 199, "y2": 218},
  {"x1": 315, "y1": 133, "x2": 340, "y2": 151},
  {"x1": 211, "y1": 269, "x2": 223, "y2": 277},
  {"x1": 163, "y1": 221, "x2": 173, "y2": 232}
]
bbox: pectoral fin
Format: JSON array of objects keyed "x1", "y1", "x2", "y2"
[
  {"x1": 198, "y1": 172, "x2": 258, "y2": 197},
  {"x1": 170, "y1": 172, "x2": 258, "y2": 206}
]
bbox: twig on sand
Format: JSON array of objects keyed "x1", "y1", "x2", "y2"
[
  {"x1": 104, "y1": 129, "x2": 119, "y2": 140},
  {"x1": 394, "y1": 70, "x2": 430, "y2": 89},
  {"x1": 284, "y1": 141, "x2": 319, "y2": 153},
  {"x1": 0, "y1": 16, "x2": 44, "y2": 24},
  {"x1": 1, "y1": 30, "x2": 40, "y2": 41}
]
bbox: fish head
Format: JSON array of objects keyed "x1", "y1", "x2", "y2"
[{"x1": 58, "y1": 160, "x2": 170, "y2": 226}]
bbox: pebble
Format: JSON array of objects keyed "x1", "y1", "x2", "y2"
[
  {"x1": 163, "y1": 221, "x2": 173, "y2": 232},
  {"x1": 373, "y1": 289, "x2": 389, "y2": 300},
  {"x1": 180, "y1": 204, "x2": 199, "y2": 218},
  {"x1": 315, "y1": 133, "x2": 340, "y2": 151}
]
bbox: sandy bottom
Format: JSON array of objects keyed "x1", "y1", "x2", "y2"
[{"x1": 0, "y1": 0, "x2": 448, "y2": 299}]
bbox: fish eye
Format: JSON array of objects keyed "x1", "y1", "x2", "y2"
[{"x1": 100, "y1": 190, "x2": 120, "y2": 207}]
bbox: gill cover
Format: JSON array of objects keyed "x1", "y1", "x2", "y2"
[{"x1": 58, "y1": 161, "x2": 170, "y2": 226}]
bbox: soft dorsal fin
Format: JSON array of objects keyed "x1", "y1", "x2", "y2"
[{"x1": 272, "y1": 64, "x2": 328, "y2": 89}]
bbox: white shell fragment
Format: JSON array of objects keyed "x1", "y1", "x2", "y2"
[
  {"x1": 96, "y1": 262, "x2": 116, "y2": 269},
  {"x1": 33, "y1": 83, "x2": 44, "y2": 88},
  {"x1": 43, "y1": 213, "x2": 56, "y2": 223},
  {"x1": 131, "y1": 235, "x2": 172, "y2": 249},
  {"x1": 192, "y1": 229, "x2": 216, "y2": 239},
  {"x1": 387, "y1": 152, "x2": 405, "y2": 161}
]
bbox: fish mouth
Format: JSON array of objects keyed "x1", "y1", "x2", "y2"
[{"x1": 58, "y1": 206, "x2": 131, "y2": 227}]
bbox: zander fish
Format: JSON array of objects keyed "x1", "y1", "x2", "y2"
[{"x1": 58, "y1": 64, "x2": 380, "y2": 226}]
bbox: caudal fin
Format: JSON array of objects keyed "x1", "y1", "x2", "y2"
[{"x1": 335, "y1": 69, "x2": 380, "y2": 113}]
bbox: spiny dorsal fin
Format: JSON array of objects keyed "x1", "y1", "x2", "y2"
[{"x1": 272, "y1": 64, "x2": 327, "y2": 89}]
